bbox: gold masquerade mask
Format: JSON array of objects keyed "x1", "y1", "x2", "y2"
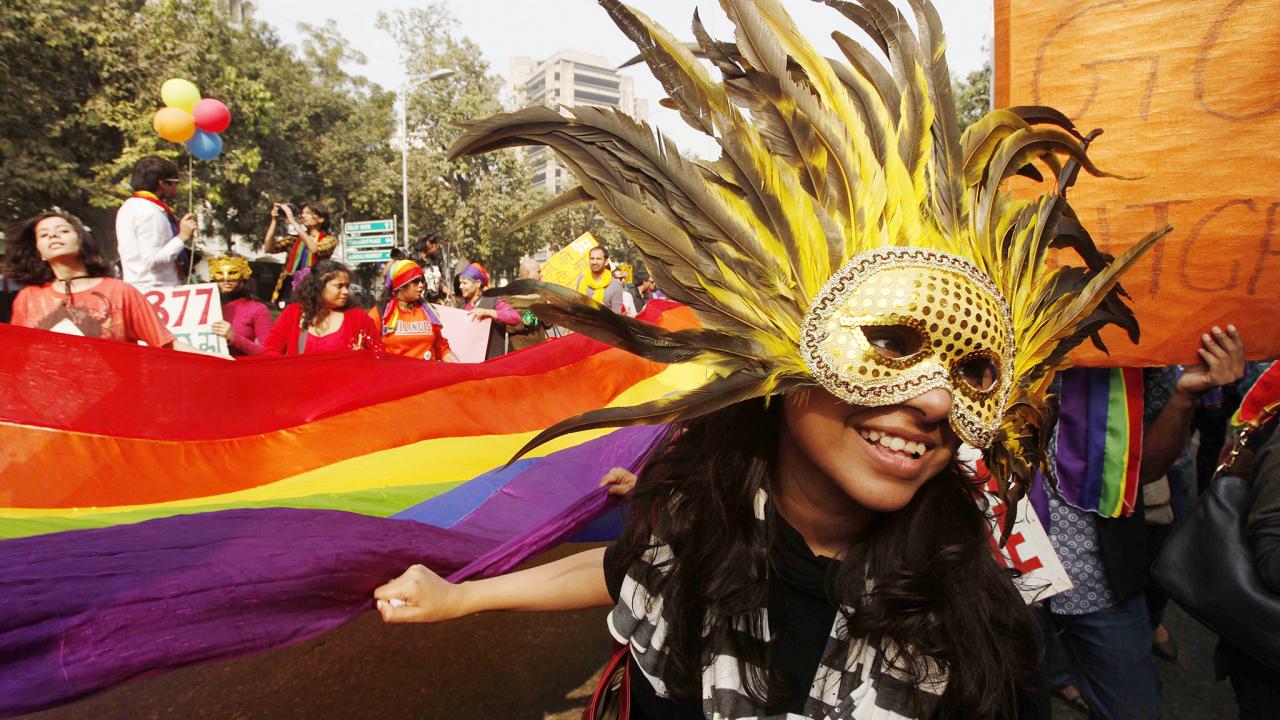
[
  {"x1": 800, "y1": 249, "x2": 1015, "y2": 448},
  {"x1": 451, "y1": 0, "x2": 1166, "y2": 533},
  {"x1": 209, "y1": 256, "x2": 251, "y2": 282}
]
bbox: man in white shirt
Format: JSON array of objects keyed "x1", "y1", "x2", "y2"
[{"x1": 115, "y1": 156, "x2": 197, "y2": 289}]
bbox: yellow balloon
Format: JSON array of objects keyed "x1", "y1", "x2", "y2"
[
  {"x1": 153, "y1": 107, "x2": 196, "y2": 143},
  {"x1": 160, "y1": 78, "x2": 201, "y2": 112}
]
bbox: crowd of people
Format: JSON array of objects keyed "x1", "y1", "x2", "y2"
[
  {"x1": 1, "y1": 76, "x2": 1276, "y2": 718},
  {"x1": 0, "y1": 155, "x2": 666, "y2": 364}
]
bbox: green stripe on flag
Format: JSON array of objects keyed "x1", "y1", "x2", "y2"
[{"x1": 1098, "y1": 368, "x2": 1130, "y2": 516}]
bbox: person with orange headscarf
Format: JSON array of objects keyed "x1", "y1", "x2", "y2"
[
  {"x1": 372, "y1": 259, "x2": 458, "y2": 362},
  {"x1": 457, "y1": 262, "x2": 522, "y2": 360}
]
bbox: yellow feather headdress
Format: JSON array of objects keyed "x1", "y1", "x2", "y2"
[{"x1": 450, "y1": 0, "x2": 1166, "y2": 527}]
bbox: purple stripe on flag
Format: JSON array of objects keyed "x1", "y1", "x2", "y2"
[
  {"x1": 0, "y1": 420, "x2": 669, "y2": 720},
  {"x1": 393, "y1": 425, "x2": 664, "y2": 537},
  {"x1": 1081, "y1": 368, "x2": 1112, "y2": 510},
  {"x1": 0, "y1": 509, "x2": 486, "y2": 717},
  {"x1": 1054, "y1": 368, "x2": 1093, "y2": 508}
]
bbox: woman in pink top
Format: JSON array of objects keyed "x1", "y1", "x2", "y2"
[
  {"x1": 263, "y1": 260, "x2": 381, "y2": 355},
  {"x1": 208, "y1": 255, "x2": 273, "y2": 357},
  {"x1": 3, "y1": 211, "x2": 177, "y2": 348}
]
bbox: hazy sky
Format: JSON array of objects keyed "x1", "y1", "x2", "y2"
[{"x1": 255, "y1": 0, "x2": 993, "y2": 155}]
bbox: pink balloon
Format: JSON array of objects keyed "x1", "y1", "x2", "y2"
[{"x1": 192, "y1": 98, "x2": 231, "y2": 133}]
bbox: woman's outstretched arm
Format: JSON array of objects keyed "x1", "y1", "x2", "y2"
[{"x1": 374, "y1": 547, "x2": 610, "y2": 623}]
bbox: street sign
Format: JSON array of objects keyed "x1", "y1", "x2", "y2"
[
  {"x1": 344, "y1": 248, "x2": 393, "y2": 264},
  {"x1": 344, "y1": 219, "x2": 395, "y2": 235},
  {"x1": 344, "y1": 234, "x2": 396, "y2": 249}
]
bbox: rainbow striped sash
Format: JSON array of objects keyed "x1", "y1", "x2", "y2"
[{"x1": 1053, "y1": 367, "x2": 1144, "y2": 517}]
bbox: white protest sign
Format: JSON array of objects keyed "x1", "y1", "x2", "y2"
[
  {"x1": 957, "y1": 445, "x2": 1073, "y2": 604},
  {"x1": 435, "y1": 304, "x2": 491, "y2": 363},
  {"x1": 987, "y1": 491, "x2": 1074, "y2": 605},
  {"x1": 139, "y1": 283, "x2": 231, "y2": 357}
]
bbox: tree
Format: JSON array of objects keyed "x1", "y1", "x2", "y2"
[
  {"x1": 0, "y1": 0, "x2": 395, "y2": 254},
  {"x1": 378, "y1": 4, "x2": 547, "y2": 280},
  {"x1": 953, "y1": 50, "x2": 992, "y2": 133}
]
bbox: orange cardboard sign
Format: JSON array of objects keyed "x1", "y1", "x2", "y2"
[{"x1": 995, "y1": 0, "x2": 1279, "y2": 366}]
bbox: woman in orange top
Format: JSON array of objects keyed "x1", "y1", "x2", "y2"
[{"x1": 372, "y1": 259, "x2": 458, "y2": 362}]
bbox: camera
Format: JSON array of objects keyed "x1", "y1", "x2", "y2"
[{"x1": 271, "y1": 202, "x2": 300, "y2": 221}]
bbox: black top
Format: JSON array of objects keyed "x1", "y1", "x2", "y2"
[{"x1": 603, "y1": 514, "x2": 843, "y2": 718}]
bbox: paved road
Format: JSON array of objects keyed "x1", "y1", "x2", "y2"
[{"x1": 23, "y1": 544, "x2": 1240, "y2": 719}]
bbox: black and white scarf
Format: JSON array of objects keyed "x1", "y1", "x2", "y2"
[{"x1": 607, "y1": 533, "x2": 947, "y2": 719}]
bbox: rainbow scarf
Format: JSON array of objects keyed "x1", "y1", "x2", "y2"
[
  {"x1": 132, "y1": 190, "x2": 179, "y2": 235},
  {"x1": 1052, "y1": 367, "x2": 1144, "y2": 517},
  {"x1": 0, "y1": 301, "x2": 698, "y2": 716},
  {"x1": 283, "y1": 230, "x2": 328, "y2": 273}
]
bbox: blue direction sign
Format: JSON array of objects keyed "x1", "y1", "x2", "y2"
[
  {"x1": 344, "y1": 219, "x2": 395, "y2": 235},
  {"x1": 345, "y1": 248, "x2": 393, "y2": 264},
  {"x1": 345, "y1": 234, "x2": 396, "y2": 249}
]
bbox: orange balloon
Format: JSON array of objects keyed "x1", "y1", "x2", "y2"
[{"x1": 153, "y1": 107, "x2": 195, "y2": 143}]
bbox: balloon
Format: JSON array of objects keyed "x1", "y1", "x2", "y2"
[
  {"x1": 153, "y1": 107, "x2": 196, "y2": 143},
  {"x1": 161, "y1": 78, "x2": 201, "y2": 112},
  {"x1": 192, "y1": 98, "x2": 231, "y2": 133},
  {"x1": 186, "y1": 129, "x2": 223, "y2": 161}
]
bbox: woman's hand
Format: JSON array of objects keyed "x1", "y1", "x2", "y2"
[
  {"x1": 211, "y1": 320, "x2": 234, "y2": 341},
  {"x1": 374, "y1": 564, "x2": 470, "y2": 623},
  {"x1": 469, "y1": 307, "x2": 497, "y2": 321},
  {"x1": 598, "y1": 467, "x2": 638, "y2": 496},
  {"x1": 1177, "y1": 325, "x2": 1245, "y2": 398}
]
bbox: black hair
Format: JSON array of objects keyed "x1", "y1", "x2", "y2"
[
  {"x1": 614, "y1": 397, "x2": 1037, "y2": 718},
  {"x1": 130, "y1": 155, "x2": 180, "y2": 193},
  {"x1": 300, "y1": 201, "x2": 331, "y2": 232},
  {"x1": 589, "y1": 245, "x2": 609, "y2": 260},
  {"x1": 295, "y1": 260, "x2": 350, "y2": 331},
  {"x1": 1, "y1": 212, "x2": 115, "y2": 285}
]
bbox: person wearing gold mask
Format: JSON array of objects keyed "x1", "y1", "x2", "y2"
[
  {"x1": 208, "y1": 255, "x2": 272, "y2": 357},
  {"x1": 369, "y1": 1, "x2": 1170, "y2": 717}
]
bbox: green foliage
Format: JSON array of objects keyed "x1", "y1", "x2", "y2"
[
  {"x1": 953, "y1": 56, "x2": 992, "y2": 133},
  {"x1": 377, "y1": 4, "x2": 547, "y2": 279},
  {"x1": 0, "y1": 0, "x2": 632, "y2": 274},
  {"x1": 0, "y1": 0, "x2": 396, "y2": 250}
]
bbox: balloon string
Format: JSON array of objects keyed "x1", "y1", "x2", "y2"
[{"x1": 186, "y1": 153, "x2": 196, "y2": 283}]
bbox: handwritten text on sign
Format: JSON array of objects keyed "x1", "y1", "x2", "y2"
[
  {"x1": 141, "y1": 284, "x2": 230, "y2": 357},
  {"x1": 995, "y1": 0, "x2": 1280, "y2": 365}
]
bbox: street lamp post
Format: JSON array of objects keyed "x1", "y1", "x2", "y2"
[{"x1": 400, "y1": 68, "x2": 457, "y2": 251}]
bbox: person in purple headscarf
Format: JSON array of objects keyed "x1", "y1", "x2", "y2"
[{"x1": 456, "y1": 262, "x2": 522, "y2": 360}]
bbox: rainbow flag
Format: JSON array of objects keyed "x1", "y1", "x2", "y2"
[
  {"x1": 0, "y1": 301, "x2": 699, "y2": 716},
  {"x1": 1053, "y1": 367, "x2": 1144, "y2": 517},
  {"x1": 1230, "y1": 362, "x2": 1280, "y2": 432}
]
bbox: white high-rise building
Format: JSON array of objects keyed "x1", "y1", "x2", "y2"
[
  {"x1": 217, "y1": 0, "x2": 255, "y2": 24},
  {"x1": 509, "y1": 51, "x2": 649, "y2": 194}
]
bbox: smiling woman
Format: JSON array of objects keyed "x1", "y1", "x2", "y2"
[{"x1": 368, "y1": 0, "x2": 1163, "y2": 717}]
